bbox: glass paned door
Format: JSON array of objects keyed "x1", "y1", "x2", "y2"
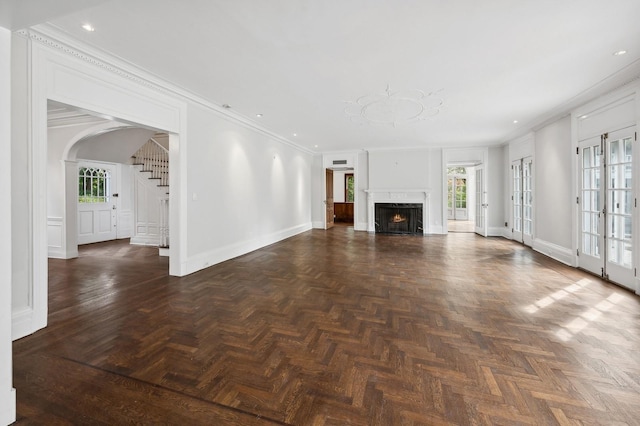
[
  {"x1": 578, "y1": 128, "x2": 635, "y2": 290},
  {"x1": 512, "y1": 160, "x2": 523, "y2": 242},
  {"x1": 447, "y1": 177, "x2": 454, "y2": 219},
  {"x1": 512, "y1": 158, "x2": 533, "y2": 247},
  {"x1": 606, "y1": 132, "x2": 633, "y2": 287},
  {"x1": 522, "y1": 158, "x2": 533, "y2": 246},
  {"x1": 474, "y1": 165, "x2": 487, "y2": 236}
]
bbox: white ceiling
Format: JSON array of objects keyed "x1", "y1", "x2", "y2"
[{"x1": 5, "y1": 0, "x2": 640, "y2": 152}]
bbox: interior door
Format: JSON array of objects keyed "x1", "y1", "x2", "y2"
[
  {"x1": 474, "y1": 165, "x2": 487, "y2": 236},
  {"x1": 512, "y1": 158, "x2": 533, "y2": 246},
  {"x1": 512, "y1": 160, "x2": 523, "y2": 242},
  {"x1": 447, "y1": 177, "x2": 454, "y2": 219},
  {"x1": 604, "y1": 128, "x2": 634, "y2": 288},
  {"x1": 578, "y1": 128, "x2": 635, "y2": 289},
  {"x1": 78, "y1": 162, "x2": 117, "y2": 245},
  {"x1": 325, "y1": 169, "x2": 334, "y2": 229},
  {"x1": 522, "y1": 158, "x2": 533, "y2": 247}
]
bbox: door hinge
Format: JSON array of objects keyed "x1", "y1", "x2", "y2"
[
  {"x1": 576, "y1": 147, "x2": 579, "y2": 155},
  {"x1": 576, "y1": 196, "x2": 579, "y2": 204},
  {"x1": 635, "y1": 268, "x2": 637, "y2": 277},
  {"x1": 576, "y1": 249, "x2": 579, "y2": 256},
  {"x1": 635, "y1": 131, "x2": 637, "y2": 141},
  {"x1": 601, "y1": 267, "x2": 604, "y2": 278}
]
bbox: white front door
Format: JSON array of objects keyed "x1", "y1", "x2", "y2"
[
  {"x1": 78, "y1": 162, "x2": 118, "y2": 245},
  {"x1": 474, "y1": 165, "x2": 487, "y2": 236},
  {"x1": 578, "y1": 128, "x2": 635, "y2": 290}
]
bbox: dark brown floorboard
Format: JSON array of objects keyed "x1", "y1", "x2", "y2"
[{"x1": 13, "y1": 229, "x2": 640, "y2": 425}]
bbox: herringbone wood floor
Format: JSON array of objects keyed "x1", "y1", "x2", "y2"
[{"x1": 13, "y1": 228, "x2": 640, "y2": 425}]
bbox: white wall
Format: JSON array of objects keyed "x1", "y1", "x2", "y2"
[
  {"x1": 534, "y1": 116, "x2": 572, "y2": 251},
  {"x1": 487, "y1": 146, "x2": 505, "y2": 236},
  {"x1": 333, "y1": 170, "x2": 346, "y2": 203},
  {"x1": 0, "y1": 25, "x2": 16, "y2": 426},
  {"x1": 182, "y1": 102, "x2": 312, "y2": 271},
  {"x1": 369, "y1": 149, "x2": 429, "y2": 189},
  {"x1": 11, "y1": 31, "x2": 31, "y2": 334}
]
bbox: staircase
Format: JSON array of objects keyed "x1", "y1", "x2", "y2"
[{"x1": 132, "y1": 135, "x2": 170, "y2": 252}]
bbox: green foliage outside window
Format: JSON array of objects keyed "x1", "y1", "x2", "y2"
[
  {"x1": 78, "y1": 167, "x2": 110, "y2": 203},
  {"x1": 345, "y1": 174, "x2": 354, "y2": 203}
]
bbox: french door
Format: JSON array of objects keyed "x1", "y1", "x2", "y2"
[
  {"x1": 447, "y1": 176, "x2": 468, "y2": 220},
  {"x1": 512, "y1": 157, "x2": 533, "y2": 246},
  {"x1": 474, "y1": 165, "x2": 487, "y2": 236},
  {"x1": 579, "y1": 127, "x2": 635, "y2": 289}
]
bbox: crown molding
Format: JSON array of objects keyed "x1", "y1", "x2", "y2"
[
  {"x1": 18, "y1": 24, "x2": 314, "y2": 155},
  {"x1": 501, "y1": 59, "x2": 640, "y2": 142}
]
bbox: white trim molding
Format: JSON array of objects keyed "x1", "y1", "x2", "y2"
[
  {"x1": 533, "y1": 238, "x2": 574, "y2": 266},
  {"x1": 365, "y1": 189, "x2": 431, "y2": 234},
  {"x1": 184, "y1": 223, "x2": 312, "y2": 276}
]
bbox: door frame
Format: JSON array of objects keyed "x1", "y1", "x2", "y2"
[
  {"x1": 442, "y1": 148, "x2": 489, "y2": 235},
  {"x1": 321, "y1": 152, "x2": 360, "y2": 231}
]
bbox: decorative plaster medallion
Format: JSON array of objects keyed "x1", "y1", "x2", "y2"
[{"x1": 344, "y1": 85, "x2": 443, "y2": 127}]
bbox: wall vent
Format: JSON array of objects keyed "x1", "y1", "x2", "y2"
[{"x1": 332, "y1": 160, "x2": 348, "y2": 165}]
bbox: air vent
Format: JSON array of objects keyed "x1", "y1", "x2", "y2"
[{"x1": 332, "y1": 160, "x2": 348, "y2": 165}]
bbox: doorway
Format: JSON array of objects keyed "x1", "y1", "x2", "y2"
[
  {"x1": 446, "y1": 165, "x2": 477, "y2": 233},
  {"x1": 578, "y1": 127, "x2": 635, "y2": 289}
]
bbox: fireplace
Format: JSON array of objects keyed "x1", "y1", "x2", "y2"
[
  {"x1": 365, "y1": 189, "x2": 430, "y2": 234},
  {"x1": 375, "y1": 203, "x2": 423, "y2": 235}
]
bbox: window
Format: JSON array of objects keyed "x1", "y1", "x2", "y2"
[
  {"x1": 345, "y1": 174, "x2": 354, "y2": 203},
  {"x1": 78, "y1": 167, "x2": 111, "y2": 203}
]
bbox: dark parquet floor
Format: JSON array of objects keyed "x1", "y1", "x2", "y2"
[{"x1": 13, "y1": 228, "x2": 640, "y2": 425}]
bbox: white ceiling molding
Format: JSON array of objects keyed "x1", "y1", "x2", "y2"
[
  {"x1": 23, "y1": 25, "x2": 314, "y2": 155},
  {"x1": 344, "y1": 85, "x2": 444, "y2": 127}
]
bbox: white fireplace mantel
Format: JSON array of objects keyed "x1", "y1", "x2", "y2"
[{"x1": 365, "y1": 189, "x2": 430, "y2": 234}]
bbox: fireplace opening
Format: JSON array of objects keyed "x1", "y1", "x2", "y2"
[{"x1": 375, "y1": 203, "x2": 423, "y2": 235}]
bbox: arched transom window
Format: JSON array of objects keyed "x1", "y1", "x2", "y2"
[{"x1": 78, "y1": 167, "x2": 111, "y2": 203}]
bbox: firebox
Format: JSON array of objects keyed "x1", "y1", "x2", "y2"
[{"x1": 374, "y1": 203, "x2": 423, "y2": 235}]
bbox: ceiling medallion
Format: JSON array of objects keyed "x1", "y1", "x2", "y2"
[{"x1": 344, "y1": 85, "x2": 443, "y2": 127}]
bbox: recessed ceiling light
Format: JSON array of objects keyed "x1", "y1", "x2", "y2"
[
  {"x1": 81, "y1": 23, "x2": 95, "y2": 32},
  {"x1": 314, "y1": 145, "x2": 319, "y2": 148},
  {"x1": 614, "y1": 50, "x2": 627, "y2": 56},
  {"x1": 513, "y1": 120, "x2": 518, "y2": 124},
  {"x1": 293, "y1": 133, "x2": 298, "y2": 137},
  {"x1": 579, "y1": 114, "x2": 588, "y2": 119},
  {"x1": 256, "y1": 113, "x2": 263, "y2": 118}
]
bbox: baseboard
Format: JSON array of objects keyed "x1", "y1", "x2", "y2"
[
  {"x1": 487, "y1": 227, "x2": 509, "y2": 238},
  {"x1": 354, "y1": 221, "x2": 368, "y2": 232},
  {"x1": 312, "y1": 221, "x2": 325, "y2": 229},
  {"x1": 0, "y1": 388, "x2": 16, "y2": 425},
  {"x1": 429, "y1": 225, "x2": 445, "y2": 235},
  {"x1": 12, "y1": 306, "x2": 44, "y2": 341},
  {"x1": 130, "y1": 235, "x2": 160, "y2": 246},
  {"x1": 182, "y1": 222, "x2": 312, "y2": 276},
  {"x1": 533, "y1": 238, "x2": 574, "y2": 266},
  {"x1": 48, "y1": 247, "x2": 78, "y2": 259},
  {"x1": 158, "y1": 247, "x2": 169, "y2": 257}
]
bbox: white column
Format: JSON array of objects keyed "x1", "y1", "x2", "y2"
[{"x1": 0, "y1": 25, "x2": 17, "y2": 425}]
